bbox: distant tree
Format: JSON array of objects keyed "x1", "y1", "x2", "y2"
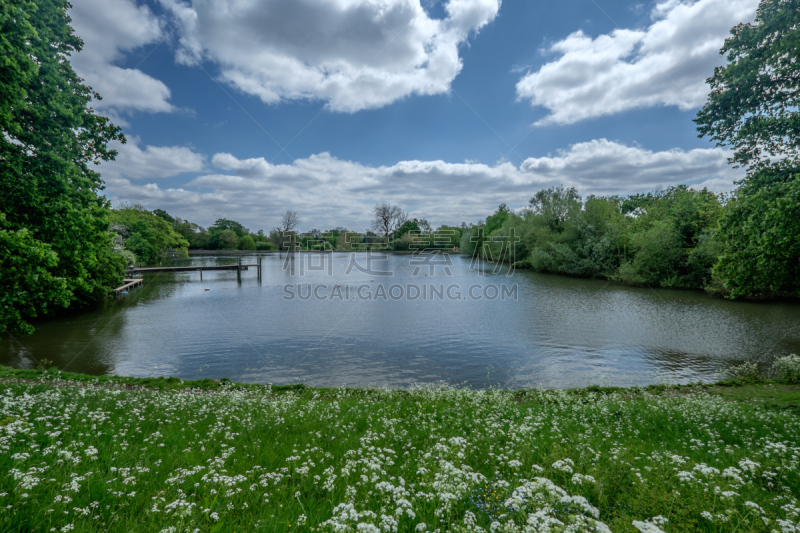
[
  {"x1": 238, "y1": 235, "x2": 255, "y2": 250},
  {"x1": 485, "y1": 204, "x2": 511, "y2": 235},
  {"x1": 395, "y1": 219, "x2": 420, "y2": 238},
  {"x1": 0, "y1": 0, "x2": 127, "y2": 333},
  {"x1": 695, "y1": 0, "x2": 800, "y2": 171},
  {"x1": 274, "y1": 211, "x2": 301, "y2": 251},
  {"x1": 218, "y1": 229, "x2": 239, "y2": 250},
  {"x1": 372, "y1": 202, "x2": 408, "y2": 238},
  {"x1": 211, "y1": 219, "x2": 249, "y2": 237},
  {"x1": 281, "y1": 211, "x2": 300, "y2": 233},
  {"x1": 110, "y1": 206, "x2": 189, "y2": 265},
  {"x1": 529, "y1": 187, "x2": 582, "y2": 232}
]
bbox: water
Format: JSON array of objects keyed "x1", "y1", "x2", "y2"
[{"x1": 3, "y1": 252, "x2": 799, "y2": 389}]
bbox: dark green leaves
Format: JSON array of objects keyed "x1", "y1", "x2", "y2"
[{"x1": 695, "y1": 0, "x2": 800, "y2": 171}]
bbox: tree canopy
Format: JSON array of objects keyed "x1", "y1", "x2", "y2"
[
  {"x1": 695, "y1": 0, "x2": 800, "y2": 171},
  {"x1": 0, "y1": 0, "x2": 126, "y2": 334}
]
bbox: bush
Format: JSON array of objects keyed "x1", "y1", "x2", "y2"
[
  {"x1": 771, "y1": 354, "x2": 800, "y2": 383},
  {"x1": 239, "y1": 235, "x2": 255, "y2": 250},
  {"x1": 723, "y1": 361, "x2": 760, "y2": 382},
  {"x1": 256, "y1": 241, "x2": 276, "y2": 251}
]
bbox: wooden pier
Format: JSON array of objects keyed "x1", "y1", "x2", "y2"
[
  {"x1": 113, "y1": 278, "x2": 143, "y2": 294},
  {"x1": 127, "y1": 257, "x2": 263, "y2": 282}
]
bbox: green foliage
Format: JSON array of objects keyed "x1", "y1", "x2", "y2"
[
  {"x1": 529, "y1": 187, "x2": 582, "y2": 232},
  {"x1": 255, "y1": 241, "x2": 277, "y2": 251},
  {"x1": 0, "y1": 214, "x2": 70, "y2": 334},
  {"x1": 238, "y1": 234, "x2": 255, "y2": 250},
  {"x1": 470, "y1": 186, "x2": 726, "y2": 290},
  {"x1": 714, "y1": 167, "x2": 800, "y2": 298},
  {"x1": 211, "y1": 218, "x2": 249, "y2": 237},
  {"x1": 695, "y1": 0, "x2": 800, "y2": 171},
  {"x1": 109, "y1": 206, "x2": 189, "y2": 265},
  {"x1": 395, "y1": 219, "x2": 420, "y2": 238},
  {"x1": 0, "y1": 0, "x2": 126, "y2": 333},
  {"x1": 216, "y1": 229, "x2": 239, "y2": 250}
]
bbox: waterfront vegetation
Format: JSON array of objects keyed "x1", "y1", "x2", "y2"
[{"x1": 0, "y1": 362, "x2": 799, "y2": 533}]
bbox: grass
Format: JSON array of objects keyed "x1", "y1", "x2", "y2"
[{"x1": 0, "y1": 367, "x2": 798, "y2": 532}]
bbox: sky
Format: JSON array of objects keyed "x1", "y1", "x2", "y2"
[{"x1": 70, "y1": 0, "x2": 759, "y2": 233}]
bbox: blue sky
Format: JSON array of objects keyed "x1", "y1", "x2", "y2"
[{"x1": 70, "y1": 0, "x2": 758, "y2": 232}]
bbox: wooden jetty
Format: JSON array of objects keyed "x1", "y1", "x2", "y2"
[
  {"x1": 127, "y1": 257, "x2": 262, "y2": 282},
  {"x1": 113, "y1": 278, "x2": 143, "y2": 294}
]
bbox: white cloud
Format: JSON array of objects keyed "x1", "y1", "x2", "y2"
[
  {"x1": 69, "y1": 0, "x2": 175, "y2": 116},
  {"x1": 160, "y1": 0, "x2": 500, "y2": 112},
  {"x1": 98, "y1": 138, "x2": 206, "y2": 180},
  {"x1": 104, "y1": 140, "x2": 742, "y2": 230},
  {"x1": 516, "y1": 0, "x2": 758, "y2": 125}
]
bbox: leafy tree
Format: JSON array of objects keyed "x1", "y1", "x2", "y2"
[
  {"x1": 110, "y1": 206, "x2": 189, "y2": 265},
  {"x1": 153, "y1": 209, "x2": 175, "y2": 224},
  {"x1": 0, "y1": 0, "x2": 126, "y2": 333},
  {"x1": 695, "y1": 0, "x2": 800, "y2": 171},
  {"x1": 694, "y1": 0, "x2": 800, "y2": 298},
  {"x1": 239, "y1": 235, "x2": 255, "y2": 250},
  {"x1": 713, "y1": 167, "x2": 800, "y2": 298},
  {"x1": 485, "y1": 204, "x2": 510, "y2": 235},
  {"x1": 529, "y1": 186, "x2": 582, "y2": 232},
  {"x1": 0, "y1": 214, "x2": 70, "y2": 334},
  {"x1": 217, "y1": 229, "x2": 239, "y2": 250},
  {"x1": 211, "y1": 218, "x2": 249, "y2": 237}
]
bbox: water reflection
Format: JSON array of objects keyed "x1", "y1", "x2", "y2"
[{"x1": 2, "y1": 253, "x2": 799, "y2": 389}]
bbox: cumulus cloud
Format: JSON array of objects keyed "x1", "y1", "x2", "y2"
[
  {"x1": 103, "y1": 140, "x2": 742, "y2": 230},
  {"x1": 98, "y1": 138, "x2": 206, "y2": 180},
  {"x1": 69, "y1": 0, "x2": 175, "y2": 116},
  {"x1": 159, "y1": 0, "x2": 500, "y2": 112},
  {"x1": 516, "y1": 0, "x2": 758, "y2": 125}
]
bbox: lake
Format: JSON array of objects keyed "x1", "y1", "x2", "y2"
[{"x1": 3, "y1": 252, "x2": 799, "y2": 389}]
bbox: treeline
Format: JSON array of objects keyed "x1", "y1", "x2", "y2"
[
  {"x1": 461, "y1": 171, "x2": 799, "y2": 299},
  {"x1": 109, "y1": 205, "x2": 465, "y2": 266},
  {"x1": 462, "y1": 185, "x2": 723, "y2": 289}
]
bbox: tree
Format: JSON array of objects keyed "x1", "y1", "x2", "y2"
[
  {"x1": 371, "y1": 202, "x2": 407, "y2": 238},
  {"x1": 217, "y1": 229, "x2": 239, "y2": 250},
  {"x1": 695, "y1": 0, "x2": 800, "y2": 171},
  {"x1": 0, "y1": 0, "x2": 126, "y2": 333},
  {"x1": 273, "y1": 211, "x2": 300, "y2": 251},
  {"x1": 110, "y1": 206, "x2": 189, "y2": 265},
  {"x1": 713, "y1": 166, "x2": 800, "y2": 298},
  {"x1": 239, "y1": 235, "x2": 255, "y2": 250},
  {"x1": 694, "y1": 0, "x2": 800, "y2": 298},
  {"x1": 529, "y1": 186, "x2": 582, "y2": 231},
  {"x1": 0, "y1": 214, "x2": 70, "y2": 334},
  {"x1": 211, "y1": 218, "x2": 249, "y2": 237},
  {"x1": 281, "y1": 211, "x2": 300, "y2": 233}
]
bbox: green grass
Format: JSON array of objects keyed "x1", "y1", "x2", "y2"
[{"x1": 0, "y1": 367, "x2": 798, "y2": 532}]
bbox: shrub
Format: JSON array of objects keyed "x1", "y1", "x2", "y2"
[
  {"x1": 723, "y1": 361, "x2": 760, "y2": 382},
  {"x1": 771, "y1": 354, "x2": 800, "y2": 383},
  {"x1": 256, "y1": 241, "x2": 276, "y2": 251}
]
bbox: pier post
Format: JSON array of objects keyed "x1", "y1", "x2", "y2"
[
  {"x1": 237, "y1": 256, "x2": 242, "y2": 283},
  {"x1": 257, "y1": 256, "x2": 262, "y2": 282},
  {"x1": 200, "y1": 269, "x2": 202, "y2": 281}
]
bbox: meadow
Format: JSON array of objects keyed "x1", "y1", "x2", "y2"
[{"x1": 0, "y1": 365, "x2": 799, "y2": 533}]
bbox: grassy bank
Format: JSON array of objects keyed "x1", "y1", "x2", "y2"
[{"x1": 0, "y1": 368, "x2": 798, "y2": 532}]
